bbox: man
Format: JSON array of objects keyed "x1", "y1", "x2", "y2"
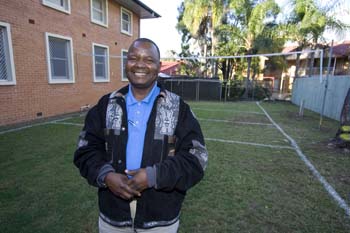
[{"x1": 74, "y1": 38, "x2": 208, "y2": 233}]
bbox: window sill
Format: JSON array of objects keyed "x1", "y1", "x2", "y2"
[{"x1": 91, "y1": 20, "x2": 108, "y2": 28}]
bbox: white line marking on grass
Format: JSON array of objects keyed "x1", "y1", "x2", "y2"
[
  {"x1": 0, "y1": 117, "x2": 74, "y2": 135},
  {"x1": 256, "y1": 101, "x2": 350, "y2": 218},
  {"x1": 198, "y1": 118, "x2": 273, "y2": 126},
  {"x1": 192, "y1": 107, "x2": 264, "y2": 115},
  {"x1": 51, "y1": 122, "x2": 84, "y2": 127},
  {"x1": 205, "y1": 137, "x2": 294, "y2": 150}
]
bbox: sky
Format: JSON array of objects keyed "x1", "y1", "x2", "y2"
[
  {"x1": 140, "y1": 0, "x2": 350, "y2": 57},
  {"x1": 140, "y1": 0, "x2": 183, "y2": 57}
]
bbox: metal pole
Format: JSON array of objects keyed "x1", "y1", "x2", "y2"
[
  {"x1": 319, "y1": 40, "x2": 334, "y2": 129},
  {"x1": 319, "y1": 49, "x2": 323, "y2": 83}
]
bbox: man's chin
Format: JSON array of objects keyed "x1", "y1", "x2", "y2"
[{"x1": 129, "y1": 82, "x2": 154, "y2": 90}]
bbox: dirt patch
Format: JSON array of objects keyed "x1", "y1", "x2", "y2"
[{"x1": 305, "y1": 138, "x2": 350, "y2": 156}]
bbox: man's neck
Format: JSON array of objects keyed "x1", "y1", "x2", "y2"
[{"x1": 130, "y1": 83, "x2": 156, "y2": 101}]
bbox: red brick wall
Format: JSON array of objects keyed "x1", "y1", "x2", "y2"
[{"x1": 0, "y1": 0, "x2": 140, "y2": 126}]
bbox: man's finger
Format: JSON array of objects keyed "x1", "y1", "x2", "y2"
[{"x1": 125, "y1": 169, "x2": 138, "y2": 176}]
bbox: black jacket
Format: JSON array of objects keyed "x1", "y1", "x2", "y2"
[{"x1": 74, "y1": 84, "x2": 208, "y2": 229}]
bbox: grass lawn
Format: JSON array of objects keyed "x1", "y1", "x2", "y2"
[{"x1": 0, "y1": 101, "x2": 349, "y2": 232}]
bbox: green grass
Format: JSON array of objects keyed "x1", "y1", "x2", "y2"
[{"x1": 0, "y1": 101, "x2": 349, "y2": 232}]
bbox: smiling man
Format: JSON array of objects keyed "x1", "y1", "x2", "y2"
[{"x1": 74, "y1": 38, "x2": 208, "y2": 233}]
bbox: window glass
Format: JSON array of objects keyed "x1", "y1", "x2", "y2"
[
  {"x1": 0, "y1": 26, "x2": 9, "y2": 81},
  {"x1": 43, "y1": 0, "x2": 70, "y2": 13},
  {"x1": 49, "y1": 37, "x2": 69, "y2": 79},
  {"x1": 0, "y1": 24, "x2": 15, "y2": 84},
  {"x1": 121, "y1": 9, "x2": 131, "y2": 34},
  {"x1": 92, "y1": 0, "x2": 107, "y2": 25},
  {"x1": 93, "y1": 44, "x2": 109, "y2": 81},
  {"x1": 46, "y1": 34, "x2": 73, "y2": 82}
]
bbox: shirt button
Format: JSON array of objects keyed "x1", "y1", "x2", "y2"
[
  {"x1": 137, "y1": 103, "x2": 141, "y2": 106},
  {"x1": 121, "y1": 127, "x2": 125, "y2": 131},
  {"x1": 135, "y1": 121, "x2": 139, "y2": 124},
  {"x1": 136, "y1": 111, "x2": 140, "y2": 114},
  {"x1": 118, "y1": 160, "x2": 122, "y2": 164}
]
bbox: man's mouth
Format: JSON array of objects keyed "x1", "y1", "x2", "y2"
[{"x1": 134, "y1": 71, "x2": 148, "y2": 76}]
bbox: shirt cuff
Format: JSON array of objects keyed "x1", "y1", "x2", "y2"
[
  {"x1": 146, "y1": 165, "x2": 157, "y2": 188},
  {"x1": 97, "y1": 164, "x2": 115, "y2": 188}
]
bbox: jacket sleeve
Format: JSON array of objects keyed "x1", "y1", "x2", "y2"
[
  {"x1": 73, "y1": 97, "x2": 110, "y2": 187},
  {"x1": 153, "y1": 100, "x2": 208, "y2": 192}
]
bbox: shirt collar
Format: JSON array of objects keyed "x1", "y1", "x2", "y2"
[{"x1": 126, "y1": 82, "x2": 159, "y2": 106}]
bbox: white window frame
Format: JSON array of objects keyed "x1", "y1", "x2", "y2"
[
  {"x1": 121, "y1": 49, "x2": 128, "y2": 81},
  {"x1": 90, "y1": 0, "x2": 108, "y2": 27},
  {"x1": 42, "y1": 0, "x2": 71, "y2": 14},
  {"x1": 45, "y1": 32, "x2": 75, "y2": 84},
  {"x1": 0, "y1": 22, "x2": 16, "y2": 85},
  {"x1": 92, "y1": 43, "x2": 110, "y2": 82},
  {"x1": 120, "y1": 8, "x2": 133, "y2": 36}
]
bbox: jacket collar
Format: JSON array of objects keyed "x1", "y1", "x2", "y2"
[{"x1": 110, "y1": 81, "x2": 167, "y2": 99}]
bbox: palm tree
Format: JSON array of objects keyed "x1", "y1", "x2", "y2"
[
  {"x1": 227, "y1": 0, "x2": 281, "y2": 98},
  {"x1": 284, "y1": 0, "x2": 349, "y2": 77},
  {"x1": 181, "y1": 0, "x2": 226, "y2": 76}
]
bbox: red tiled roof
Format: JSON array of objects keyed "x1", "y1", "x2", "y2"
[
  {"x1": 160, "y1": 61, "x2": 181, "y2": 74},
  {"x1": 282, "y1": 45, "x2": 298, "y2": 53},
  {"x1": 282, "y1": 41, "x2": 350, "y2": 57}
]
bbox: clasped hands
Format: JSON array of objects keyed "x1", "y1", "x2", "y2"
[{"x1": 104, "y1": 168, "x2": 148, "y2": 200}]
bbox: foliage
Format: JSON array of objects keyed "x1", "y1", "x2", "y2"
[{"x1": 223, "y1": 80, "x2": 272, "y2": 101}]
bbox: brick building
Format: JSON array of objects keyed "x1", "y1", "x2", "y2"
[{"x1": 0, "y1": 0, "x2": 159, "y2": 126}]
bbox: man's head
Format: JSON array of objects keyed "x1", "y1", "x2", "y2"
[{"x1": 126, "y1": 38, "x2": 161, "y2": 90}]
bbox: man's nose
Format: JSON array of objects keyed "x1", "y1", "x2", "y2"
[{"x1": 134, "y1": 60, "x2": 147, "y2": 68}]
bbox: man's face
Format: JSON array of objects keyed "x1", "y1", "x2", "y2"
[{"x1": 126, "y1": 41, "x2": 160, "y2": 90}]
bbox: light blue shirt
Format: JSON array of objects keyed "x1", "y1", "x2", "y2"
[{"x1": 125, "y1": 83, "x2": 160, "y2": 172}]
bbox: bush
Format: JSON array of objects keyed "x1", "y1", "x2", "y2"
[
  {"x1": 222, "y1": 80, "x2": 271, "y2": 101},
  {"x1": 248, "y1": 84, "x2": 271, "y2": 100}
]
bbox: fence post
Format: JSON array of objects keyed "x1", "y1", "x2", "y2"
[{"x1": 319, "y1": 40, "x2": 334, "y2": 129}]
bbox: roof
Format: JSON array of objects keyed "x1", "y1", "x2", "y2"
[
  {"x1": 282, "y1": 41, "x2": 350, "y2": 57},
  {"x1": 160, "y1": 61, "x2": 181, "y2": 73},
  {"x1": 114, "y1": 0, "x2": 161, "y2": 19},
  {"x1": 332, "y1": 40, "x2": 350, "y2": 57},
  {"x1": 282, "y1": 45, "x2": 298, "y2": 53}
]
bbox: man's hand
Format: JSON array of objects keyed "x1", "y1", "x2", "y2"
[
  {"x1": 104, "y1": 173, "x2": 140, "y2": 200},
  {"x1": 126, "y1": 168, "x2": 149, "y2": 195}
]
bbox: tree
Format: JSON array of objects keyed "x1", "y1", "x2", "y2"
[
  {"x1": 283, "y1": 0, "x2": 349, "y2": 77},
  {"x1": 226, "y1": 0, "x2": 281, "y2": 98},
  {"x1": 179, "y1": 0, "x2": 227, "y2": 77}
]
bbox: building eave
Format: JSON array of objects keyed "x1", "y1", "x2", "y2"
[{"x1": 114, "y1": 0, "x2": 161, "y2": 19}]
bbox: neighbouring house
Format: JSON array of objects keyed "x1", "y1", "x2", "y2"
[
  {"x1": 263, "y1": 40, "x2": 350, "y2": 95},
  {"x1": 0, "y1": 0, "x2": 159, "y2": 126},
  {"x1": 159, "y1": 61, "x2": 181, "y2": 76}
]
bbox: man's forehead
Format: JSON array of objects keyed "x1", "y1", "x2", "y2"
[
  {"x1": 129, "y1": 41, "x2": 159, "y2": 58},
  {"x1": 131, "y1": 41, "x2": 156, "y2": 50}
]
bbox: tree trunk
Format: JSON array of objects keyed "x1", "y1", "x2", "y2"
[
  {"x1": 308, "y1": 52, "x2": 315, "y2": 77},
  {"x1": 295, "y1": 53, "x2": 301, "y2": 78},
  {"x1": 243, "y1": 56, "x2": 252, "y2": 99}
]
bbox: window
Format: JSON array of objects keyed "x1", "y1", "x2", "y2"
[
  {"x1": 91, "y1": 0, "x2": 108, "y2": 27},
  {"x1": 45, "y1": 33, "x2": 74, "y2": 83},
  {"x1": 92, "y1": 43, "x2": 109, "y2": 82},
  {"x1": 42, "y1": 0, "x2": 70, "y2": 14},
  {"x1": 0, "y1": 22, "x2": 16, "y2": 85},
  {"x1": 121, "y1": 50, "x2": 128, "y2": 81},
  {"x1": 121, "y1": 8, "x2": 132, "y2": 35}
]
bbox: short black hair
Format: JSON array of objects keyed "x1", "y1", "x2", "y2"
[{"x1": 131, "y1": 38, "x2": 160, "y2": 60}]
